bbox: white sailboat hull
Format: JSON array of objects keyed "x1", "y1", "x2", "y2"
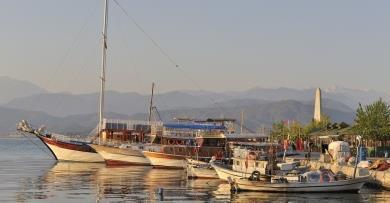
[
  {"x1": 45, "y1": 142, "x2": 104, "y2": 163},
  {"x1": 143, "y1": 151, "x2": 187, "y2": 169},
  {"x1": 90, "y1": 144, "x2": 150, "y2": 166}
]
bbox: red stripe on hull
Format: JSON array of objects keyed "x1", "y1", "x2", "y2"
[
  {"x1": 187, "y1": 176, "x2": 219, "y2": 179},
  {"x1": 38, "y1": 135, "x2": 96, "y2": 153},
  {"x1": 105, "y1": 159, "x2": 151, "y2": 166},
  {"x1": 152, "y1": 165, "x2": 185, "y2": 170}
]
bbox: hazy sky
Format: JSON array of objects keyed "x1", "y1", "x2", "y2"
[{"x1": 1, "y1": 1, "x2": 389, "y2": 94}]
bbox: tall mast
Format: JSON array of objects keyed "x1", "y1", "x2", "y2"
[
  {"x1": 98, "y1": 0, "x2": 108, "y2": 135},
  {"x1": 148, "y1": 82, "x2": 155, "y2": 123}
]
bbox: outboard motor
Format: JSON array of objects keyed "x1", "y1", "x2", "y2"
[{"x1": 249, "y1": 170, "x2": 261, "y2": 181}]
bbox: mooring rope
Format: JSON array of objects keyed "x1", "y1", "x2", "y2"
[{"x1": 18, "y1": 132, "x2": 55, "y2": 159}]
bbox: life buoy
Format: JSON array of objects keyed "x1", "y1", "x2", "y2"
[
  {"x1": 245, "y1": 151, "x2": 256, "y2": 161},
  {"x1": 319, "y1": 171, "x2": 334, "y2": 182},
  {"x1": 177, "y1": 140, "x2": 185, "y2": 145},
  {"x1": 213, "y1": 149, "x2": 224, "y2": 159}
]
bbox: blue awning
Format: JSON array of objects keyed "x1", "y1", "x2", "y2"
[{"x1": 163, "y1": 123, "x2": 226, "y2": 130}]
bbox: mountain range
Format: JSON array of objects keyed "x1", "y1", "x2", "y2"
[{"x1": 1, "y1": 76, "x2": 388, "y2": 135}]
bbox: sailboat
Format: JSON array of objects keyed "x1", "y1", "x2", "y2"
[{"x1": 16, "y1": 0, "x2": 113, "y2": 163}]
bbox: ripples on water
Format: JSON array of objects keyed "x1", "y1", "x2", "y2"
[{"x1": 0, "y1": 137, "x2": 389, "y2": 202}]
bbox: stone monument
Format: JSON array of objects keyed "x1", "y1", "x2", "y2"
[{"x1": 314, "y1": 88, "x2": 322, "y2": 122}]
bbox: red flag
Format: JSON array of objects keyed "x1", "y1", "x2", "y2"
[{"x1": 283, "y1": 140, "x2": 288, "y2": 150}]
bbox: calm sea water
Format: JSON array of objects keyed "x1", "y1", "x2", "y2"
[{"x1": 0, "y1": 137, "x2": 389, "y2": 203}]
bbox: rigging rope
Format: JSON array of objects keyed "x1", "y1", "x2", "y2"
[
  {"x1": 40, "y1": 5, "x2": 98, "y2": 128},
  {"x1": 114, "y1": 1, "x2": 262, "y2": 132},
  {"x1": 112, "y1": 2, "x2": 232, "y2": 120},
  {"x1": 113, "y1": 0, "x2": 179, "y2": 68},
  {"x1": 18, "y1": 132, "x2": 55, "y2": 159}
]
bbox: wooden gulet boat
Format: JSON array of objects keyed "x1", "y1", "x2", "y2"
[
  {"x1": 142, "y1": 120, "x2": 230, "y2": 169},
  {"x1": 17, "y1": 120, "x2": 104, "y2": 163},
  {"x1": 16, "y1": 0, "x2": 110, "y2": 163},
  {"x1": 89, "y1": 119, "x2": 153, "y2": 166}
]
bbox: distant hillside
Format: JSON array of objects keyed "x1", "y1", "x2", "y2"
[
  {"x1": 0, "y1": 98, "x2": 355, "y2": 135},
  {"x1": 4, "y1": 87, "x2": 375, "y2": 118},
  {"x1": 0, "y1": 76, "x2": 48, "y2": 104},
  {"x1": 0, "y1": 106, "x2": 129, "y2": 135},
  {"x1": 4, "y1": 90, "x2": 222, "y2": 117},
  {"x1": 224, "y1": 87, "x2": 390, "y2": 109},
  {"x1": 0, "y1": 77, "x2": 382, "y2": 134},
  {"x1": 131, "y1": 99, "x2": 355, "y2": 131}
]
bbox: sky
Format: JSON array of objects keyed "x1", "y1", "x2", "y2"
[{"x1": 0, "y1": 0, "x2": 389, "y2": 94}]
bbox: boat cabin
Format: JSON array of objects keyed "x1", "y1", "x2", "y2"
[
  {"x1": 99, "y1": 119, "x2": 160, "y2": 145},
  {"x1": 148, "y1": 120, "x2": 229, "y2": 159}
]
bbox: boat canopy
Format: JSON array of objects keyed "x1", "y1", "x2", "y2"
[{"x1": 163, "y1": 123, "x2": 226, "y2": 130}]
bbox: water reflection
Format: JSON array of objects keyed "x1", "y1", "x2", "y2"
[
  {"x1": 96, "y1": 166, "x2": 153, "y2": 201},
  {"x1": 4, "y1": 161, "x2": 390, "y2": 202},
  {"x1": 230, "y1": 191, "x2": 369, "y2": 203},
  {"x1": 1, "y1": 136, "x2": 389, "y2": 202}
]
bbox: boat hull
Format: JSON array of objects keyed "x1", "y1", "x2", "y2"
[
  {"x1": 89, "y1": 144, "x2": 151, "y2": 166},
  {"x1": 211, "y1": 162, "x2": 252, "y2": 181},
  {"x1": 187, "y1": 165, "x2": 219, "y2": 179},
  {"x1": 232, "y1": 176, "x2": 370, "y2": 193},
  {"x1": 143, "y1": 151, "x2": 187, "y2": 169},
  {"x1": 38, "y1": 135, "x2": 104, "y2": 163}
]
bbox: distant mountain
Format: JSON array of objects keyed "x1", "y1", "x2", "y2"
[
  {"x1": 0, "y1": 76, "x2": 48, "y2": 104},
  {"x1": 224, "y1": 87, "x2": 390, "y2": 109},
  {"x1": 131, "y1": 99, "x2": 355, "y2": 131},
  {"x1": 4, "y1": 85, "x2": 384, "y2": 118},
  {"x1": 0, "y1": 97, "x2": 355, "y2": 135},
  {"x1": 4, "y1": 90, "x2": 223, "y2": 117},
  {"x1": 0, "y1": 106, "x2": 129, "y2": 136}
]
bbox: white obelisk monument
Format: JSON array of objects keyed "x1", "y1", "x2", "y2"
[{"x1": 314, "y1": 88, "x2": 322, "y2": 122}]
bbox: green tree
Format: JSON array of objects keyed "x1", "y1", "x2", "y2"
[
  {"x1": 354, "y1": 99, "x2": 390, "y2": 141},
  {"x1": 304, "y1": 114, "x2": 332, "y2": 135},
  {"x1": 271, "y1": 120, "x2": 289, "y2": 140},
  {"x1": 289, "y1": 121, "x2": 305, "y2": 140}
]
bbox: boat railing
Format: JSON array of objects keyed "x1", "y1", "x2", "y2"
[
  {"x1": 103, "y1": 119, "x2": 163, "y2": 131},
  {"x1": 51, "y1": 133, "x2": 92, "y2": 143},
  {"x1": 97, "y1": 139, "x2": 144, "y2": 147}
]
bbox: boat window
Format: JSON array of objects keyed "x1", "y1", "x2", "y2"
[
  {"x1": 255, "y1": 162, "x2": 259, "y2": 167},
  {"x1": 236, "y1": 161, "x2": 240, "y2": 165}
]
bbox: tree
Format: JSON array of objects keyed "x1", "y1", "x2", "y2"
[
  {"x1": 271, "y1": 120, "x2": 289, "y2": 140},
  {"x1": 289, "y1": 121, "x2": 305, "y2": 140},
  {"x1": 304, "y1": 114, "x2": 332, "y2": 135},
  {"x1": 271, "y1": 120, "x2": 308, "y2": 141},
  {"x1": 354, "y1": 99, "x2": 390, "y2": 142}
]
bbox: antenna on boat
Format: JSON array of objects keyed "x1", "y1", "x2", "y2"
[
  {"x1": 98, "y1": 0, "x2": 108, "y2": 138},
  {"x1": 240, "y1": 110, "x2": 244, "y2": 134},
  {"x1": 148, "y1": 82, "x2": 155, "y2": 123}
]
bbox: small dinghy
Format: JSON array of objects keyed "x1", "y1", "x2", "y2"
[
  {"x1": 186, "y1": 159, "x2": 219, "y2": 179},
  {"x1": 228, "y1": 169, "x2": 370, "y2": 193}
]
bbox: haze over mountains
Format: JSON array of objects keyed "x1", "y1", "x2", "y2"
[
  {"x1": 1, "y1": 76, "x2": 388, "y2": 135},
  {"x1": 0, "y1": 76, "x2": 48, "y2": 104}
]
